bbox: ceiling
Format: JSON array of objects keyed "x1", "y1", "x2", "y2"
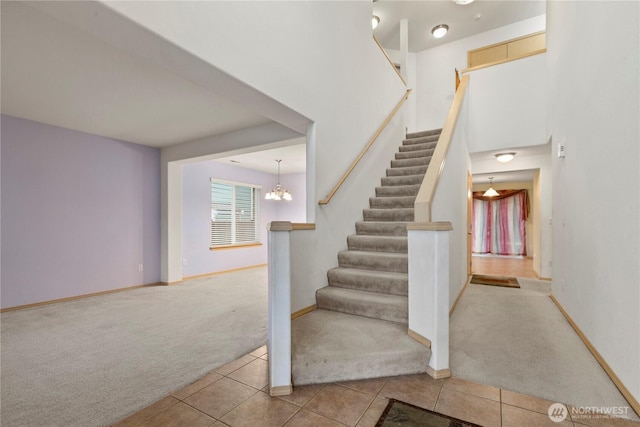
[
  {"x1": 374, "y1": 0, "x2": 546, "y2": 52},
  {"x1": 0, "y1": 1, "x2": 271, "y2": 148},
  {"x1": 470, "y1": 143, "x2": 551, "y2": 184},
  {"x1": 1, "y1": 0, "x2": 546, "y2": 174},
  {"x1": 214, "y1": 140, "x2": 307, "y2": 175}
]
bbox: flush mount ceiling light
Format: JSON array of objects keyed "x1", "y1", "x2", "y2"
[
  {"x1": 265, "y1": 160, "x2": 292, "y2": 201},
  {"x1": 431, "y1": 24, "x2": 449, "y2": 39},
  {"x1": 372, "y1": 15, "x2": 380, "y2": 30},
  {"x1": 495, "y1": 152, "x2": 516, "y2": 163},
  {"x1": 483, "y1": 177, "x2": 499, "y2": 197},
  {"x1": 452, "y1": 0, "x2": 475, "y2": 4}
]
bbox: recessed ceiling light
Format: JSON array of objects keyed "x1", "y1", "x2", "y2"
[
  {"x1": 453, "y1": 0, "x2": 475, "y2": 4},
  {"x1": 372, "y1": 15, "x2": 380, "y2": 30},
  {"x1": 495, "y1": 152, "x2": 516, "y2": 163},
  {"x1": 431, "y1": 24, "x2": 449, "y2": 39}
]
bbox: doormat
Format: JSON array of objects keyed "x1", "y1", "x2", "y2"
[
  {"x1": 470, "y1": 274, "x2": 520, "y2": 288},
  {"x1": 375, "y1": 399, "x2": 482, "y2": 426}
]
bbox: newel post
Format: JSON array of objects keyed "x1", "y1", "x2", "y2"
[
  {"x1": 407, "y1": 221, "x2": 452, "y2": 379},
  {"x1": 267, "y1": 221, "x2": 293, "y2": 396}
]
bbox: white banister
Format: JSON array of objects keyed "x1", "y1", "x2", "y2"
[
  {"x1": 407, "y1": 221, "x2": 452, "y2": 379},
  {"x1": 267, "y1": 221, "x2": 293, "y2": 396}
]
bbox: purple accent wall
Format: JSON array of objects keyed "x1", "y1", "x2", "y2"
[
  {"x1": 1, "y1": 115, "x2": 161, "y2": 309},
  {"x1": 182, "y1": 160, "x2": 306, "y2": 277}
]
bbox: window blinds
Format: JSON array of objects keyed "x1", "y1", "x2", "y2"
[{"x1": 210, "y1": 180, "x2": 259, "y2": 247}]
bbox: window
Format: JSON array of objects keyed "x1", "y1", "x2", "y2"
[{"x1": 210, "y1": 179, "x2": 260, "y2": 248}]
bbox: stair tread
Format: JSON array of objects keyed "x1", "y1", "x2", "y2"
[
  {"x1": 339, "y1": 250, "x2": 408, "y2": 259},
  {"x1": 318, "y1": 286, "x2": 407, "y2": 304},
  {"x1": 405, "y1": 129, "x2": 442, "y2": 139},
  {"x1": 328, "y1": 267, "x2": 408, "y2": 295},
  {"x1": 292, "y1": 309, "x2": 430, "y2": 385},
  {"x1": 328, "y1": 267, "x2": 408, "y2": 280}
]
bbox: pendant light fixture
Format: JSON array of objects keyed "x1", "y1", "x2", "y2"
[
  {"x1": 265, "y1": 159, "x2": 292, "y2": 201},
  {"x1": 483, "y1": 177, "x2": 499, "y2": 197}
]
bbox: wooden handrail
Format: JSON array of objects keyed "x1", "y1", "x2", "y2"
[
  {"x1": 373, "y1": 35, "x2": 407, "y2": 86},
  {"x1": 414, "y1": 75, "x2": 470, "y2": 223},
  {"x1": 318, "y1": 89, "x2": 412, "y2": 205}
]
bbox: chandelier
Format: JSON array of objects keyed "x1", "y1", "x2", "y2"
[
  {"x1": 483, "y1": 177, "x2": 499, "y2": 197},
  {"x1": 265, "y1": 159, "x2": 292, "y2": 201}
]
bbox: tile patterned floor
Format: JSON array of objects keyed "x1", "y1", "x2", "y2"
[{"x1": 113, "y1": 345, "x2": 638, "y2": 427}]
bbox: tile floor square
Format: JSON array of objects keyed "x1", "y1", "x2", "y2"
[
  {"x1": 435, "y1": 387, "x2": 501, "y2": 427},
  {"x1": 304, "y1": 384, "x2": 375, "y2": 427},
  {"x1": 220, "y1": 391, "x2": 299, "y2": 427},
  {"x1": 138, "y1": 402, "x2": 216, "y2": 427},
  {"x1": 184, "y1": 377, "x2": 257, "y2": 419},
  {"x1": 227, "y1": 357, "x2": 269, "y2": 390},
  {"x1": 378, "y1": 374, "x2": 441, "y2": 410}
]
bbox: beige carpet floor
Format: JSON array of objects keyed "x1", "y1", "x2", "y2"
[
  {"x1": 0, "y1": 267, "x2": 268, "y2": 427},
  {"x1": 450, "y1": 277, "x2": 638, "y2": 421}
]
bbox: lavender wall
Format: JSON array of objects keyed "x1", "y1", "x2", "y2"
[
  {"x1": 1, "y1": 115, "x2": 161, "y2": 309},
  {"x1": 182, "y1": 160, "x2": 306, "y2": 277}
]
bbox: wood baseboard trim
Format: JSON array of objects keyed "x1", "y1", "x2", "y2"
[
  {"x1": 407, "y1": 328, "x2": 431, "y2": 348},
  {"x1": 182, "y1": 264, "x2": 268, "y2": 281},
  {"x1": 449, "y1": 276, "x2": 470, "y2": 316},
  {"x1": 550, "y1": 293, "x2": 640, "y2": 416},
  {"x1": 291, "y1": 304, "x2": 316, "y2": 320},
  {"x1": 269, "y1": 385, "x2": 292, "y2": 397},
  {"x1": 0, "y1": 282, "x2": 162, "y2": 313},
  {"x1": 427, "y1": 366, "x2": 451, "y2": 379},
  {"x1": 538, "y1": 276, "x2": 552, "y2": 281}
]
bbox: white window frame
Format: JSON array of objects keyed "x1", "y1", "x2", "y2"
[{"x1": 210, "y1": 178, "x2": 261, "y2": 249}]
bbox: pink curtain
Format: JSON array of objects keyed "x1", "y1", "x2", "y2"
[{"x1": 472, "y1": 190, "x2": 529, "y2": 256}]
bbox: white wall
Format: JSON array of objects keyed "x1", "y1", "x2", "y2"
[
  {"x1": 415, "y1": 15, "x2": 546, "y2": 131},
  {"x1": 467, "y1": 53, "x2": 547, "y2": 153},
  {"x1": 102, "y1": 1, "x2": 408, "y2": 300},
  {"x1": 548, "y1": 0, "x2": 639, "y2": 404},
  {"x1": 430, "y1": 91, "x2": 471, "y2": 305},
  {"x1": 386, "y1": 49, "x2": 417, "y2": 132}
]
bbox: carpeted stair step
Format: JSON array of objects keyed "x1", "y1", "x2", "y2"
[
  {"x1": 402, "y1": 134, "x2": 440, "y2": 146},
  {"x1": 406, "y1": 128, "x2": 442, "y2": 139},
  {"x1": 292, "y1": 310, "x2": 430, "y2": 385},
  {"x1": 355, "y1": 221, "x2": 410, "y2": 236},
  {"x1": 327, "y1": 267, "x2": 408, "y2": 295},
  {"x1": 316, "y1": 287, "x2": 408, "y2": 323},
  {"x1": 395, "y1": 148, "x2": 435, "y2": 160},
  {"x1": 381, "y1": 174, "x2": 424, "y2": 186},
  {"x1": 363, "y1": 208, "x2": 414, "y2": 222},
  {"x1": 386, "y1": 165, "x2": 428, "y2": 177},
  {"x1": 338, "y1": 250, "x2": 407, "y2": 273},
  {"x1": 375, "y1": 184, "x2": 421, "y2": 197},
  {"x1": 369, "y1": 196, "x2": 415, "y2": 209},
  {"x1": 390, "y1": 157, "x2": 431, "y2": 168},
  {"x1": 347, "y1": 235, "x2": 408, "y2": 253},
  {"x1": 399, "y1": 141, "x2": 438, "y2": 153}
]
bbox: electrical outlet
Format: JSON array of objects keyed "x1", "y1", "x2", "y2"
[{"x1": 138, "y1": 264, "x2": 143, "y2": 272}]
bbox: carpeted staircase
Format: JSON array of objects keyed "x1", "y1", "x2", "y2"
[{"x1": 292, "y1": 128, "x2": 442, "y2": 385}]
